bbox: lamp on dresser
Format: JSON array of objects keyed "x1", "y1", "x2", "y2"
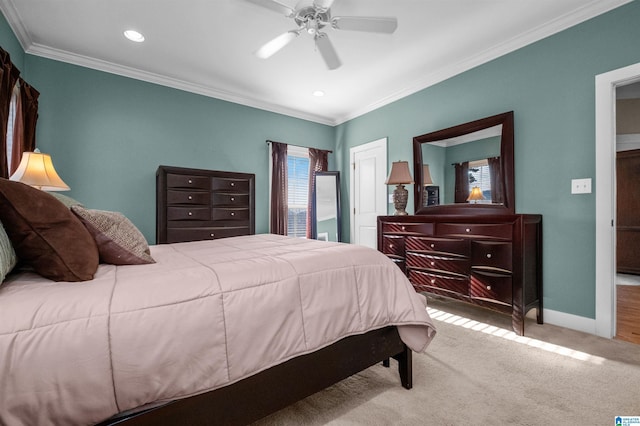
[
  {"x1": 385, "y1": 161, "x2": 414, "y2": 215},
  {"x1": 9, "y1": 149, "x2": 70, "y2": 191}
]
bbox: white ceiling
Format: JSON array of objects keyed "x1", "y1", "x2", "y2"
[{"x1": 0, "y1": 0, "x2": 632, "y2": 125}]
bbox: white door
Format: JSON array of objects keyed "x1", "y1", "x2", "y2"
[{"x1": 350, "y1": 138, "x2": 388, "y2": 248}]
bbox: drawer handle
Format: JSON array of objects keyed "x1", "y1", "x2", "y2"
[
  {"x1": 389, "y1": 244, "x2": 394, "y2": 249},
  {"x1": 401, "y1": 226, "x2": 406, "y2": 231},
  {"x1": 188, "y1": 195, "x2": 193, "y2": 200},
  {"x1": 430, "y1": 261, "x2": 435, "y2": 266},
  {"x1": 431, "y1": 279, "x2": 436, "y2": 284},
  {"x1": 231, "y1": 197, "x2": 235, "y2": 201},
  {"x1": 430, "y1": 243, "x2": 435, "y2": 248},
  {"x1": 188, "y1": 211, "x2": 193, "y2": 216},
  {"x1": 188, "y1": 179, "x2": 193, "y2": 184},
  {"x1": 465, "y1": 228, "x2": 470, "y2": 233},
  {"x1": 486, "y1": 253, "x2": 492, "y2": 259},
  {"x1": 230, "y1": 182, "x2": 235, "y2": 187},
  {"x1": 210, "y1": 233, "x2": 215, "y2": 238},
  {"x1": 487, "y1": 285, "x2": 492, "y2": 291},
  {"x1": 231, "y1": 212, "x2": 235, "y2": 216}
]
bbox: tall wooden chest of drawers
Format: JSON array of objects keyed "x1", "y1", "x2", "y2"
[
  {"x1": 378, "y1": 214, "x2": 542, "y2": 335},
  {"x1": 156, "y1": 165, "x2": 255, "y2": 244}
]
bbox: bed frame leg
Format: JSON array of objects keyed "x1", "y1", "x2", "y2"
[{"x1": 392, "y1": 345, "x2": 412, "y2": 389}]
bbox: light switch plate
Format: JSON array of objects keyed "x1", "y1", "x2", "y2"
[{"x1": 571, "y1": 178, "x2": 592, "y2": 194}]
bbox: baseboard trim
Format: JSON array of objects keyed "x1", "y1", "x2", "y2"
[{"x1": 543, "y1": 308, "x2": 597, "y2": 335}]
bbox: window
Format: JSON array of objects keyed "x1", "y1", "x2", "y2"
[
  {"x1": 287, "y1": 145, "x2": 310, "y2": 237},
  {"x1": 4, "y1": 83, "x2": 19, "y2": 174},
  {"x1": 468, "y1": 159, "x2": 492, "y2": 203}
]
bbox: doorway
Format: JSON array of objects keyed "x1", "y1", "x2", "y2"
[
  {"x1": 595, "y1": 62, "x2": 640, "y2": 339},
  {"x1": 349, "y1": 138, "x2": 387, "y2": 248}
]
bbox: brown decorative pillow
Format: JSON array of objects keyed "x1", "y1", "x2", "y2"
[
  {"x1": 0, "y1": 178, "x2": 99, "y2": 282},
  {"x1": 71, "y1": 205, "x2": 155, "y2": 265}
]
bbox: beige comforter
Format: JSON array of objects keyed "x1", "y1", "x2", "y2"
[{"x1": 0, "y1": 234, "x2": 436, "y2": 425}]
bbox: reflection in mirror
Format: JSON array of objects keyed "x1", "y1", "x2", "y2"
[
  {"x1": 413, "y1": 111, "x2": 514, "y2": 215},
  {"x1": 312, "y1": 171, "x2": 341, "y2": 242}
]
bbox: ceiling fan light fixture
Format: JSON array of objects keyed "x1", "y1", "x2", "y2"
[
  {"x1": 124, "y1": 30, "x2": 145, "y2": 43},
  {"x1": 255, "y1": 30, "x2": 299, "y2": 58}
]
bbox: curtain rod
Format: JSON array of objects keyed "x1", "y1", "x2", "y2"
[{"x1": 266, "y1": 140, "x2": 332, "y2": 154}]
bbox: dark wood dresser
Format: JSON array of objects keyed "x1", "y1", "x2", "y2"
[
  {"x1": 378, "y1": 213, "x2": 542, "y2": 335},
  {"x1": 156, "y1": 165, "x2": 255, "y2": 244}
]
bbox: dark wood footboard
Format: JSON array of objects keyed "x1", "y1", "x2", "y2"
[{"x1": 98, "y1": 326, "x2": 411, "y2": 426}]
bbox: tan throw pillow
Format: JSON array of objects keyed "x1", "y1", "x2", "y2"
[
  {"x1": 0, "y1": 178, "x2": 99, "y2": 282},
  {"x1": 71, "y1": 205, "x2": 155, "y2": 265},
  {"x1": 1, "y1": 220, "x2": 17, "y2": 284}
]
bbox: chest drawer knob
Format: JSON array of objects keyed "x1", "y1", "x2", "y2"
[
  {"x1": 210, "y1": 233, "x2": 215, "y2": 238},
  {"x1": 389, "y1": 244, "x2": 394, "y2": 249},
  {"x1": 188, "y1": 195, "x2": 193, "y2": 200},
  {"x1": 431, "y1": 261, "x2": 435, "y2": 266},
  {"x1": 230, "y1": 182, "x2": 235, "y2": 187},
  {"x1": 431, "y1": 279, "x2": 436, "y2": 284},
  {"x1": 231, "y1": 197, "x2": 235, "y2": 201},
  {"x1": 486, "y1": 253, "x2": 492, "y2": 258},
  {"x1": 188, "y1": 179, "x2": 193, "y2": 184},
  {"x1": 401, "y1": 226, "x2": 406, "y2": 231},
  {"x1": 430, "y1": 243, "x2": 435, "y2": 248},
  {"x1": 487, "y1": 285, "x2": 492, "y2": 290},
  {"x1": 231, "y1": 212, "x2": 235, "y2": 216},
  {"x1": 465, "y1": 228, "x2": 470, "y2": 233},
  {"x1": 188, "y1": 211, "x2": 193, "y2": 216}
]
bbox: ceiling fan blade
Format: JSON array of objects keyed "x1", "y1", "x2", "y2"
[
  {"x1": 313, "y1": 0, "x2": 336, "y2": 10},
  {"x1": 332, "y1": 16, "x2": 398, "y2": 33},
  {"x1": 315, "y1": 33, "x2": 341, "y2": 70},
  {"x1": 244, "y1": 0, "x2": 294, "y2": 16},
  {"x1": 255, "y1": 31, "x2": 300, "y2": 59}
]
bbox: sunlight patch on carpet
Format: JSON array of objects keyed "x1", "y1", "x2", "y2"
[{"x1": 427, "y1": 307, "x2": 606, "y2": 365}]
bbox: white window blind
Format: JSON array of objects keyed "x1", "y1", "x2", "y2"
[
  {"x1": 287, "y1": 145, "x2": 310, "y2": 237},
  {"x1": 468, "y1": 159, "x2": 492, "y2": 203}
]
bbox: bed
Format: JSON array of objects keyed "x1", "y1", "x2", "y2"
[{"x1": 0, "y1": 179, "x2": 436, "y2": 425}]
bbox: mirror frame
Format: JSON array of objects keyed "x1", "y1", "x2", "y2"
[
  {"x1": 311, "y1": 171, "x2": 342, "y2": 242},
  {"x1": 413, "y1": 111, "x2": 515, "y2": 215}
]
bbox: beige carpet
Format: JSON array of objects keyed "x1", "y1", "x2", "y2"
[{"x1": 253, "y1": 296, "x2": 640, "y2": 426}]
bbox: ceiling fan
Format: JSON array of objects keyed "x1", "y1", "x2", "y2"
[{"x1": 245, "y1": 0, "x2": 398, "y2": 70}]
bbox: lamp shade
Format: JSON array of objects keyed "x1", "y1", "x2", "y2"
[
  {"x1": 9, "y1": 150, "x2": 70, "y2": 191},
  {"x1": 385, "y1": 161, "x2": 414, "y2": 185},
  {"x1": 422, "y1": 165, "x2": 433, "y2": 185},
  {"x1": 467, "y1": 186, "x2": 485, "y2": 202}
]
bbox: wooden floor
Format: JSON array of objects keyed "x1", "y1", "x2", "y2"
[{"x1": 616, "y1": 284, "x2": 640, "y2": 345}]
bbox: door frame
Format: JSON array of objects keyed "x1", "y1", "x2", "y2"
[
  {"x1": 595, "y1": 62, "x2": 640, "y2": 338},
  {"x1": 349, "y1": 138, "x2": 388, "y2": 245}
]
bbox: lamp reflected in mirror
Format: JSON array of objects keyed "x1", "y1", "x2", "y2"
[{"x1": 467, "y1": 186, "x2": 485, "y2": 203}]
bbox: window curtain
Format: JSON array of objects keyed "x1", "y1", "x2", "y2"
[
  {"x1": 270, "y1": 141, "x2": 288, "y2": 235},
  {"x1": 488, "y1": 156, "x2": 503, "y2": 204},
  {"x1": 0, "y1": 47, "x2": 21, "y2": 178},
  {"x1": 454, "y1": 161, "x2": 469, "y2": 203},
  {"x1": 306, "y1": 148, "x2": 329, "y2": 239},
  {"x1": 9, "y1": 79, "x2": 39, "y2": 174}
]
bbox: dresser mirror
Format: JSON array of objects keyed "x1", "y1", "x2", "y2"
[
  {"x1": 311, "y1": 171, "x2": 342, "y2": 242},
  {"x1": 413, "y1": 111, "x2": 515, "y2": 215}
]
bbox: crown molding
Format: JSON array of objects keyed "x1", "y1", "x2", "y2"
[{"x1": 334, "y1": 0, "x2": 633, "y2": 125}]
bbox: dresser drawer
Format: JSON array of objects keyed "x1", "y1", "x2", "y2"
[
  {"x1": 382, "y1": 235, "x2": 405, "y2": 256},
  {"x1": 470, "y1": 272, "x2": 512, "y2": 305},
  {"x1": 471, "y1": 241, "x2": 512, "y2": 273},
  {"x1": 381, "y1": 222, "x2": 434, "y2": 235},
  {"x1": 165, "y1": 226, "x2": 250, "y2": 243},
  {"x1": 212, "y1": 208, "x2": 249, "y2": 221},
  {"x1": 166, "y1": 174, "x2": 210, "y2": 190},
  {"x1": 406, "y1": 252, "x2": 469, "y2": 275},
  {"x1": 211, "y1": 178, "x2": 250, "y2": 192},
  {"x1": 437, "y1": 222, "x2": 512, "y2": 239},
  {"x1": 212, "y1": 193, "x2": 249, "y2": 206},
  {"x1": 167, "y1": 207, "x2": 211, "y2": 221},
  {"x1": 408, "y1": 269, "x2": 468, "y2": 295},
  {"x1": 405, "y1": 236, "x2": 469, "y2": 256},
  {"x1": 167, "y1": 190, "x2": 210, "y2": 205}
]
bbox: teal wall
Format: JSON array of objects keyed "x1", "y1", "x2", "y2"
[
  {"x1": 336, "y1": 1, "x2": 640, "y2": 318},
  {"x1": 17, "y1": 56, "x2": 334, "y2": 241},
  {"x1": 2, "y1": 2, "x2": 640, "y2": 319}
]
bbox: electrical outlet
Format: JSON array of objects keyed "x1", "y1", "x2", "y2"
[
  {"x1": 571, "y1": 178, "x2": 592, "y2": 194},
  {"x1": 388, "y1": 193, "x2": 394, "y2": 203}
]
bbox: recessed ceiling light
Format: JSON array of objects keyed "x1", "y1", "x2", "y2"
[
  {"x1": 124, "y1": 30, "x2": 145, "y2": 43},
  {"x1": 313, "y1": 90, "x2": 325, "y2": 97}
]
